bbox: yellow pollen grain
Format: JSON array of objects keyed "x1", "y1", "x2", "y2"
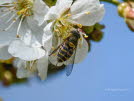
[
  {"x1": 84, "y1": 34, "x2": 88, "y2": 38},
  {"x1": 15, "y1": 0, "x2": 33, "y2": 16},
  {"x1": 67, "y1": 14, "x2": 71, "y2": 17},
  {"x1": 16, "y1": 34, "x2": 21, "y2": 38},
  {"x1": 12, "y1": 2, "x2": 17, "y2": 4},
  {"x1": 54, "y1": 29, "x2": 59, "y2": 32},
  {"x1": 85, "y1": 11, "x2": 90, "y2": 15},
  {"x1": 77, "y1": 24, "x2": 83, "y2": 28}
]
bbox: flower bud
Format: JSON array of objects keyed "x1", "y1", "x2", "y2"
[
  {"x1": 118, "y1": 2, "x2": 128, "y2": 17},
  {"x1": 126, "y1": 19, "x2": 134, "y2": 31},
  {"x1": 90, "y1": 30, "x2": 103, "y2": 42},
  {"x1": 82, "y1": 26, "x2": 94, "y2": 34},
  {"x1": 2, "y1": 71, "x2": 13, "y2": 86},
  {"x1": 118, "y1": 2, "x2": 134, "y2": 31}
]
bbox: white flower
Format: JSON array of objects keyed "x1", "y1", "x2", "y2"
[
  {"x1": 45, "y1": 0, "x2": 104, "y2": 26},
  {"x1": 8, "y1": 31, "x2": 52, "y2": 80},
  {"x1": 43, "y1": 0, "x2": 105, "y2": 65},
  {"x1": 0, "y1": 0, "x2": 48, "y2": 42},
  {"x1": 8, "y1": 25, "x2": 52, "y2": 60},
  {"x1": 14, "y1": 57, "x2": 48, "y2": 80}
]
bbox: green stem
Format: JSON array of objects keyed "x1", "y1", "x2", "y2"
[{"x1": 100, "y1": 0, "x2": 121, "y2": 6}]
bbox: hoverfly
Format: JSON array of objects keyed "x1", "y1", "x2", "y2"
[{"x1": 49, "y1": 29, "x2": 88, "y2": 76}]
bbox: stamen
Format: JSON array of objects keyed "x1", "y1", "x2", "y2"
[
  {"x1": 29, "y1": 60, "x2": 35, "y2": 70},
  {"x1": 6, "y1": 13, "x2": 16, "y2": 23},
  {"x1": 24, "y1": 61, "x2": 27, "y2": 69},
  {"x1": 0, "y1": 11, "x2": 11, "y2": 19},
  {"x1": 0, "y1": 4, "x2": 14, "y2": 7},
  {"x1": 84, "y1": 34, "x2": 88, "y2": 38},
  {"x1": 85, "y1": 11, "x2": 90, "y2": 15},
  {"x1": 1, "y1": 7, "x2": 14, "y2": 12},
  {"x1": 67, "y1": 14, "x2": 71, "y2": 17},
  {"x1": 77, "y1": 24, "x2": 83, "y2": 28},
  {"x1": 3, "y1": 15, "x2": 20, "y2": 31},
  {"x1": 54, "y1": 29, "x2": 60, "y2": 32},
  {"x1": 16, "y1": 16, "x2": 24, "y2": 37}
]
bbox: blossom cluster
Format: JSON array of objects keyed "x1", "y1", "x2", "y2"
[{"x1": 0, "y1": 0, "x2": 105, "y2": 80}]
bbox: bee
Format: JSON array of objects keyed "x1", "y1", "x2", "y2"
[{"x1": 49, "y1": 29, "x2": 81, "y2": 76}]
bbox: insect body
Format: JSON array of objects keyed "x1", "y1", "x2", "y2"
[
  {"x1": 57, "y1": 30, "x2": 80, "y2": 62},
  {"x1": 49, "y1": 30, "x2": 81, "y2": 76}
]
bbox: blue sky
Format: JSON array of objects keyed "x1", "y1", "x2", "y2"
[{"x1": 0, "y1": 2, "x2": 134, "y2": 101}]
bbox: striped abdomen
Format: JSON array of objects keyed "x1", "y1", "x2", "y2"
[{"x1": 57, "y1": 42, "x2": 75, "y2": 63}]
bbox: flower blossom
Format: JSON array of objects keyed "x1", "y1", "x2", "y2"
[
  {"x1": 43, "y1": 0, "x2": 105, "y2": 65},
  {"x1": 8, "y1": 30, "x2": 52, "y2": 80},
  {"x1": 0, "y1": 0, "x2": 49, "y2": 60}
]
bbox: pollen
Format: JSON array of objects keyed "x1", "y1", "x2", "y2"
[
  {"x1": 85, "y1": 11, "x2": 90, "y2": 15},
  {"x1": 67, "y1": 14, "x2": 72, "y2": 17},
  {"x1": 77, "y1": 24, "x2": 83, "y2": 28},
  {"x1": 54, "y1": 29, "x2": 60, "y2": 32},
  {"x1": 84, "y1": 34, "x2": 88, "y2": 38},
  {"x1": 16, "y1": 34, "x2": 21, "y2": 38},
  {"x1": 15, "y1": 0, "x2": 33, "y2": 16}
]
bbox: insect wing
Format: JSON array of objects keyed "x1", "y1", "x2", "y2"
[
  {"x1": 66, "y1": 44, "x2": 78, "y2": 76},
  {"x1": 66, "y1": 62, "x2": 74, "y2": 76}
]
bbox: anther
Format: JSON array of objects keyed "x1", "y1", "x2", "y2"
[
  {"x1": 67, "y1": 14, "x2": 71, "y2": 17},
  {"x1": 84, "y1": 34, "x2": 88, "y2": 38},
  {"x1": 54, "y1": 29, "x2": 59, "y2": 32},
  {"x1": 85, "y1": 11, "x2": 90, "y2": 15},
  {"x1": 77, "y1": 24, "x2": 83, "y2": 28},
  {"x1": 16, "y1": 35, "x2": 21, "y2": 38}
]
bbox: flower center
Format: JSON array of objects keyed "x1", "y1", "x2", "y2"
[
  {"x1": 15, "y1": 0, "x2": 33, "y2": 16},
  {"x1": 53, "y1": 12, "x2": 74, "y2": 40},
  {"x1": 53, "y1": 11, "x2": 83, "y2": 40}
]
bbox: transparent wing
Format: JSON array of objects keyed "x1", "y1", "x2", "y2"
[
  {"x1": 66, "y1": 64, "x2": 74, "y2": 76},
  {"x1": 74, "y1": 37, "x2": 88, "y2": 63},
  {"x1": 66, "y1": 44, "x2": 78, "y2": 76}
]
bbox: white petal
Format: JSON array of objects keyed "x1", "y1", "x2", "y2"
[
  {"x1": 19, "y1": 19, "x2": 31, "y2": 37},
  {"x1": 0, "y1": 45, "x2": 12, "y2": 60},
  {"x1": 33, "y1": 0, "x2": 48, "y2": 25},
  {"x1": 8, "y1": 39, "x2": 46, "y2": 61},
  {"x1": 44, "y1": 0, "x2": 73, "y2": 21},
  {"x1": 0, "y1": 30, "x2": 16, "y2": 46},
  {"x1": 21, "y1": 31, "x2": 32, "y2": 45},
  {"x1": 26, "y1": 16, "x2": 44, "y2": 44},
  {"x1": 42, "y1": 22, "x2": 53, "y2": 52},
  {"x1": 70, "y1": 0, "x2": 105, "y2": 26},
  {"x1": 0, "y1": 13, "x2": 19, "y2": 44},
  {"x1": 37, "y1": 56, "x2": 48, "y2": 80},
  {"x1": 71, "y1": 0, "x2": 100, "y2": 14}
]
